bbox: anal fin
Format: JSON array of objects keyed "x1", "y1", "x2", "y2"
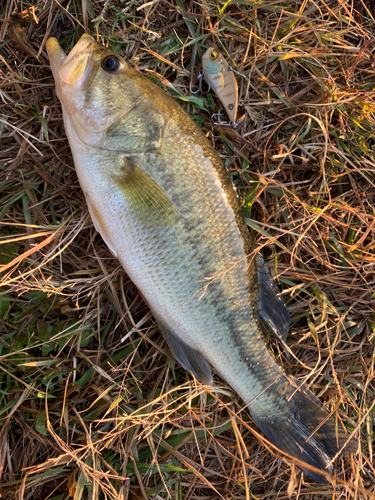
[{"x1": 156, "y1": 318, "x2": 213, "y2": 385}]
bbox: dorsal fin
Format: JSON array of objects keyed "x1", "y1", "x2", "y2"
[{"x1": 256, "y1": 255, "x2": 290, "y2": 342}]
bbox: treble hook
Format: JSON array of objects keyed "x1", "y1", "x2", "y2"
[
  {"x1": 190, "y1": 70, "x2": 210, "y2": 94},
  {"x1": 211, "y1": 113, "x2": 238, "y2": 130}
]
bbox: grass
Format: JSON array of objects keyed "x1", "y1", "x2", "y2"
[{"x1": 0, "y1": 0, "x2": 375, "y2": 498}]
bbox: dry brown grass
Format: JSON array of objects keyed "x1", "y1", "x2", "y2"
[{"x1": 0, "y1": 0, "x2": 374, "y2": 498}]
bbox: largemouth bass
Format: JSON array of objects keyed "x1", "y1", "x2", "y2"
[{"x1": 46, "y1": 34, "x2": 356, "y2": 482}]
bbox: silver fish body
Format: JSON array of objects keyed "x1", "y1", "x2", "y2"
[{"x1": 46, "y1": 34, "x2": 355, "y2": 482}]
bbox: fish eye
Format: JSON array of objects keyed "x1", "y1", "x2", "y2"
[
  {"x1": 102, "y1": 55, "x2": 122, "y2": 73},
  {"x1": 210, "y1": 50, "x2": 218, "y2": 60}
]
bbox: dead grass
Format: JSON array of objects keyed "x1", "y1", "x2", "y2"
[{"x1": 0, "y1": 0, "x2": 374, "y2": 498}]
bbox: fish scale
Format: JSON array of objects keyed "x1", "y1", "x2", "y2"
[
  {"x1": 81, "y1": 121, "x2": 276, "y2": 399},
  {"x1": 47, "y1": 34, "x2": 356, "y2": 483}
]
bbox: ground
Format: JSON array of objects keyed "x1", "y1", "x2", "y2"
[{"x1": 0, "y1": 0, "x2": 374, "y2": 499}]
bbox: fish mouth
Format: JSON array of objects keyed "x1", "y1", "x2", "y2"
[
  {"x1": 46, "y1": 37, "x2": 66, "y2": 78},
  {"x1": 46, "y1": 34, "x2": 97, "y2": 90}
]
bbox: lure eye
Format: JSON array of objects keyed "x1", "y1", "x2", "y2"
[
  {"x1": 102, "y1": 55, "x2": 122, "y2": 73},
  {"x1": 209, "y1": 50, "x2": 218, "y2": 60}
]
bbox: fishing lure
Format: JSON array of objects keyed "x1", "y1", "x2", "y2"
[{"x1": 202, "y1": 47, "x2": 238, "y2": 124}]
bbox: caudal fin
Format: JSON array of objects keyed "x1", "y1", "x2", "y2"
[{"x1": 250, "y1": 382, "x2": 356, "y2": 482}]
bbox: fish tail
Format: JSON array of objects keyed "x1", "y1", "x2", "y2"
[{"x1": 250, "y1": 380, "x2": 356, "y2": 482}]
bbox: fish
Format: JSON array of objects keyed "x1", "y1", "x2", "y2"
[
  {"x1": 202, "y1": 47, "x2": 238, "y2": 123},
  {"x1": 46, "y1": 34, "x2": 356, "y2": 483}
]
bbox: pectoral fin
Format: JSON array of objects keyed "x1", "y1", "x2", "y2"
[
  {"x1": 257, "y1": 255, "x2": 290, "y2": 342},
  {"x1": 156, "y1": 318, "x2": 213, "y2": 385},
  {"x1": 114, "y1": 159, "x2": 177, "y2": 222}
]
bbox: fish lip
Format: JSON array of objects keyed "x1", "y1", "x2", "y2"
[
  {"x1": 47, "y1": 34, "x2": 97, "y2": 90},
  {"x1": 46, "y1": 37, "x2": 67, "y2": 79}
]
